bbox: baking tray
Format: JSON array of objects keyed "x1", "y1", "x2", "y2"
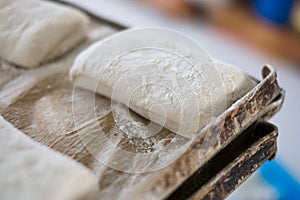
[
  {"x1": 172, "y1": 120, "x2": 279, "y2": 200},
  {"x1": 0, "y1": 1, "x2": 284, "y2": 199},
  {"x1": 126, "y1": 65, "x2": 284, "y2": 200}
]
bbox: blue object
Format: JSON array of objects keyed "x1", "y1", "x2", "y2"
[
  {"x1": 253, "y1": 0, "x2": 296, "y2": 24},
  {"x1": 260, "y1": 160, "x2": 300, "y2": 200}
]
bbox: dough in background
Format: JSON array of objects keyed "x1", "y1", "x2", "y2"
[{"x1": 0, "y1": 0, "x2": 89, "y2": 68}]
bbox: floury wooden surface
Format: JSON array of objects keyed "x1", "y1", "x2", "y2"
[
  {"x1": 0, "y1": 7, "x2": 284, "y2": 200},
  {"x1": 0, "y1": 22, "x2": 185, "y2": 199}
]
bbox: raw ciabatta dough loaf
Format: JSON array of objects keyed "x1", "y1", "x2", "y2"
[
  {"x1": 0, "y1": 0, "x2": 89, "y2": 68},
  {"x1": 70, "y1": 28, "x2": 256, "y2": 138},
  {"x1": 0, "y1": 116, "x2": 98, "y2": 200}
]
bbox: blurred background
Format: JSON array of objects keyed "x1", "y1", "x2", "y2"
[{"x1": 63, "y1": 0, "x2": 300, "y2": 198}]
